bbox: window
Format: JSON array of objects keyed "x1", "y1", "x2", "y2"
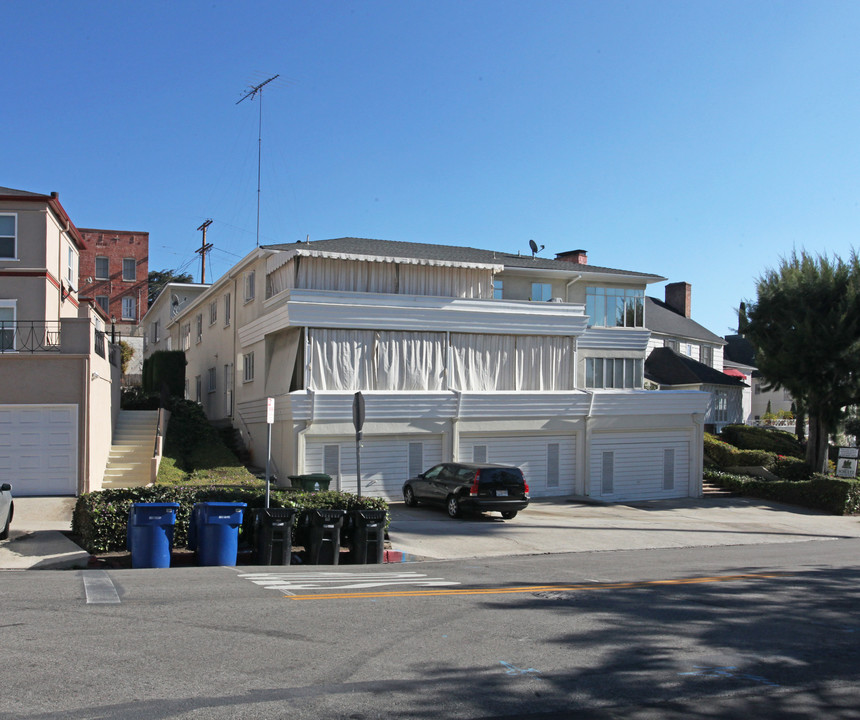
[
  {"x1": 184, "y1": 378, "x2": 189, "y2": 400},
  {"x1": 151, "y1": 321, "x2": 159, "y2": 344},
  {"x1": 243, "y1": 351, "x2": 255, "y2": 382},
  {"x1": 682, "y1": 343, "x2": 693, "y2": 357},
  {"x1": 547, "y1": 443, "x2": 560, "y2": 488},
  {"x1": 181, "y1": 323, "x2": 191, "y2": 350},
  {"x1": 701, "y1": 345, "x2": 714, "y2": 367},
  {"x1": 0, "y1": 214, "x2": 16, "y2": 259},
  {"x1": 714, "y1": 390, "x2": 728, "y2": 423},
  {"x1": 585, "y1": 358, "x2": 643, "y2": 389},
  {"x1": 195, "y1": 375, "x2": 202, "y2": 403},
  {"x1": 225, "y1": 364, "x2": 233, "y2": 416},
  {"x1": 663, "y1": 449, "x2": 675, "y2": 490},
  {"x1": 0, "y1": 301, "x2": 16, "y2": 351},
  {"x1": 408, "y1": 442, "x2": 424, "y2": 479},
  {"x1": 166, "y1": 336, "x2": 172, "y2": 351},
  {"x1": 473, "y1": 445, "x2": 488, "y2": 463},
  {"x1": 208, "y1": 367, "x2": 216, "y2": 393},
  {"x1": 121, "y1": 296, "x2": 136, "y2": 320},
  {"x1": 196, "y1": 314, "x2": 203, "y2": 343},
  {"x1": 601, "y1": 451, "x2": 614, "y2": 494},
  {"x1": 244, "y1": 270, "x2": 256, "y2": 302},
  {"x1": 784, "y1": 389, "x2": 792, "y2": 401},
  {"x1": 493, "y1": 280, "x2": 503, "y2": 300},
  {"x1": 122, "y1": 258, "x2": 136, "y2": 281},
  {"x1": 209, "y1": 301, "x2": 217, "y2": 326},
  {"x1": 531, "y1": 283, "x2": 552, "y2": 302},
  {"x1": 586, "y1": 287, "x2": 644, "y2": 327},
  {"x1": 95, "y1": 296, "x2": 109, "y2": 314},
  {"x1": 754, "y1": 382, "x2": 762, "y2": 395},
  {"x1": 664, "y1": 338, "x2": 679, "y2": 352},
  {"x1": 224, "y1": 293, "x2": 231, "y2": 326},
  {"x1": 67, "y1": 246, "x2": 76, "y2": 288},
  {"x1": 95, "y1": 256, "x2": 109, "y2": 280}
]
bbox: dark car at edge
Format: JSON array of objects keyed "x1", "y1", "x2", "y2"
[{"x1": 403, "y1": 462, "x2": 529, "y2": 519}]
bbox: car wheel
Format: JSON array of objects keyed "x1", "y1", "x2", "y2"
[
  {"x1": 404, "y1": 485, "x2": 418, "y2": 507},
  {"x1": 501, "y1": 510, "x2": 518, "y2": 520},
  {"x1": 0, "y1": 502, "x2": 11, "y2": 540},
  {"x1": 447, "y1": 495, "x2": 461, "y2": 519}
]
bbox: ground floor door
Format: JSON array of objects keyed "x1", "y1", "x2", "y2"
[
  {"x1": 305, "y1": 434, "x2": 444, "y2": 500},
  {"x1": 0, "y1": 404, "x2": 78, "y2": 496},
  {"x1": 590, "y1": 431, "x2": 691, "y2": 502},
  {"x1": 458, "y1": 434, "x2": 576, "y2": 498}
]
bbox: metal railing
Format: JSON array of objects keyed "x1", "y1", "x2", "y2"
[{"x1": 0, "y1": 321, "x2": 61, "y2": 353}]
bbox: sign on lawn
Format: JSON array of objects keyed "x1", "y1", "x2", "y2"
[{"x1": 836, "y1": 447, "x2": 858, "y2": 478}]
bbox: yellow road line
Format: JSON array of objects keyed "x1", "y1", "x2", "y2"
[{"x1": 286, "y1": 572, "x2": 787, "y2": 600}]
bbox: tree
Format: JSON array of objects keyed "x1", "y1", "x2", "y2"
[
  {"x1": 743, "y1": 251, "x2": 860, "y2": 473},
  {"x1": 148, "y1": 269, "x2": 194, "y2": 307}
]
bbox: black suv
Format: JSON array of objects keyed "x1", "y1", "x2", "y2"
[{"x1": 403, "y1": 463, "x2": 530, "y2": 519}]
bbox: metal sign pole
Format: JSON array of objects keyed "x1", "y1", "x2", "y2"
[
  {"x1": 266, "y1": 397, "x2": 275, "y2": 509},
  {"x1": 353, "y1": 392, "x2": 365, "y2": 499}
]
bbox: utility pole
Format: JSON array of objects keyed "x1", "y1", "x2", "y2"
[
  {"x1": 196, "y1": 219, "x2": 213, "y2": 283},
  {"x1": 237, "y1": 74, "x2": 279, "y2": 247}
]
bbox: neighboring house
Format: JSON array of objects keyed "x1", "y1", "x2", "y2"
[
  {"x1": 77, "y1": 228, "x2": 149, "y2": 383},
  {"x1": 171, "y1": 237, "x2": 708, "y2": 503},
  {"x1": 141, "y1": 281, "x2": 209, "y2": 362},
  {"x1": 0, "y1": 187, "x2": 120, "y2": 496},
  {"x1": 723, "y1": 333, "x2": 794, "y2": 425},
  {"x1": 644, "y1": 348, "x2": 746, "y2": 434},
  {"x1": 644, "y1": 282, "x2": 745, "y2": 432}
]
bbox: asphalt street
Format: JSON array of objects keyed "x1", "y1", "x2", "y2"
[{"x1": 2, "y1": 539, "x2": 859, "y2": 719}]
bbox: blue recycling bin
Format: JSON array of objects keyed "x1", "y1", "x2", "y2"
[
  {"x1": 126, "y1": 502, "x2": 180, "y2": 569},
  {"x1": 191, "y1": 502, "x2": 247, "y2": 566}
]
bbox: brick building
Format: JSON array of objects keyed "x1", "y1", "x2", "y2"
[{"x1": 77, "y1": 229, "x2": 149, "y2": 330}]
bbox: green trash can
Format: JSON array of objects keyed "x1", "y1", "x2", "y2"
[{"x1": 288, "y1": 473, "x2": 332, "y2": 492}]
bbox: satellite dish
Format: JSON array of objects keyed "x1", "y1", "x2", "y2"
[{"x1": 529, "y1": 239, "x2": 538, "y2": 255}]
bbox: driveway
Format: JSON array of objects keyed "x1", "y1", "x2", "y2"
[{"x1": 386, "y1": 496, "x2": 860, "y2": 560}]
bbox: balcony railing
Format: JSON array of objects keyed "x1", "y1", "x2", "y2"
[{"x1": 0, "y1": 321, "x2": 61, "y2": 353}]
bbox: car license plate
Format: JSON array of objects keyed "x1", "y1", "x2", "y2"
[{"x1": 496, "y1": 489, "x2": 508, "y2": 497}]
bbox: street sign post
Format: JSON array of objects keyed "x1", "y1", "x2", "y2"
[
  {"x1": 353, "y1": 392, "x2": 365, "y2": 498},
  {"x1": 265, "y1": 397, "x2": 274, "y2": 508}
]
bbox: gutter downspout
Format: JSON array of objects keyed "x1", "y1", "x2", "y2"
[
  {"x1": 450, "y1": 389, "x2": 462, "y2": 462},
  {"x1": 581, "y1": 388, "x2": 596, "y2": 497},
  {"x1": 565, "y1": 274, "x2": 582, "y2": 303},
  {"x1": 83, "y1": 354, "x2": 90, "y2": 495}
]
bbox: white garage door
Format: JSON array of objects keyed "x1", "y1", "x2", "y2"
[
  {"x1": 305, "y1": 435, "x2": 444, "y2": 500},
  {"x1": 0, "y1": 405, "x2": 78, "y2": 496},
  {"x1": 458, "y1": 434, "x2": 576, "y2": 498},
  {"x1": 590, "y1": 431, "x2": 690, "y2": 502}
]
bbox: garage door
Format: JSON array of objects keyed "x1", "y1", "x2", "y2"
[
  {"x1": 590, "y1": 431, "x2": 690, "y2": 502},
  {"x1": 305, "y1": 435, "x2": 444, "y2": 500},
  {"x1": 458, "y1": 434, "x2": 576, "y2": 498},
  {"x1": 0, "y1": 405, "x2": 78, "y2": 496}
]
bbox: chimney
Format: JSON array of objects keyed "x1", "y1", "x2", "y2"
[
  {"x1": 555, "y1": 249, "x2": 588, "y2": 265},
  {"x1": 665, "y1": 282, "x2": 691, "y2": 318}
]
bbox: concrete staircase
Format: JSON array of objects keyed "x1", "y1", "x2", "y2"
[
  {"x1": 101, "y1": 410, "x2": 159, "y2": 489},
  {"x1": 702, "y1": 479, "x2": 734, "y2": 498}
]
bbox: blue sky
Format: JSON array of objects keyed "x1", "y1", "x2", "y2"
[{"x1": 6, "y1": 1, "x2": 860, "y2": 336}]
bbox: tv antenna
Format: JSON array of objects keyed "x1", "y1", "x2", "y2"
[
  {"x1": 528, "y1": 239, "x2": 545, "y2": 258},
  {"x1": 237, "y1": 74, "x2": 280, "y2": 247}
]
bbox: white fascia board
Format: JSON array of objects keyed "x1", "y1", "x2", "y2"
[
  {"x1": 590, "y1": 389, "x2": 709, "y2": 415},
  {"x1": 285, "y1": 289, "x2": 589, "y2": 336},
  {"x1": 577, "y1": 327, "x2": 652, "y2": 351},
  {"x1": 502, "y1": 266, "x2": 666, "y2": 285}
]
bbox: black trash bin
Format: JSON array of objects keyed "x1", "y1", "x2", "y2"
[
  {"x1": 350, "y1": 509, "x2": 387, "y2": 564},
  {"x1": 254, "y1": 507, "x2": 297, "y2": 565},
  {"x1": 301, "y1": 508, "x2": 346, "y2": 565}
]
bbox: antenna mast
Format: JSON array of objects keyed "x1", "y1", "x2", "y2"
[
  {"x1": 237, "y1": 74, "x2": 279, "y2": 247},
  {"x1": 196, "y1": 219, "x2": 213, "y2": 283}
]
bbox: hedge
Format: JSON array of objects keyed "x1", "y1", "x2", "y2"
[
  {"x1": 72, "y1": 486, "x2": 389, "y2": 554},
  {"x1": 704, "y1": 433, "x2": 812, "y2": 480},
  {"x1": 719, "y1": 424, "x2": 804, "y2": 458},
  {"x1": 704, "y1": 468, "x2": 860, "y2": 515}
]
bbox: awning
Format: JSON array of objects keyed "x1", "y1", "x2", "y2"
[{"x1": 723, "y1": 368, "x2": 747, "y2": 378}]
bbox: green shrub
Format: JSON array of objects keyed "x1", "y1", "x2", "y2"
[
  {"x1": 771, "y1": 455, "x2": 812, "y2": 481},
  {"x1": 142, "y1": 350, "x2": 186, "y2": 397},
  {"x1": 72, "y1": 486, "x2": 389, "y2": 554},
  {"x1": 719, "y1": 424, "x2": 804, "y2": 458},
  {"x1": 703, "y1": 469, "x2": 860, "y2": 515},
  {"x1": 703, "y1": 433, "x2": 776, "y2": 469}
]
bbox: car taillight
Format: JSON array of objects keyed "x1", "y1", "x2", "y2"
[
  {"x1": 470, "y1": 471, "x2": 480, "y2": 496},
  {"x1": 524, "y1": 480, "x2": 530, "y2": 494}
]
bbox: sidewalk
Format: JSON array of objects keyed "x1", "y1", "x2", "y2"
[
  {"x1": 0, "y1": 497, "x2": 89, "y2": 570},
  {"x1": 2, "y1": 495, "x2": 860, "y2": 570}
]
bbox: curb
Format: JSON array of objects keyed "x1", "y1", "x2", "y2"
[{"x1": 384, "y1": 549, "x2": 421, "y2": 563}]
